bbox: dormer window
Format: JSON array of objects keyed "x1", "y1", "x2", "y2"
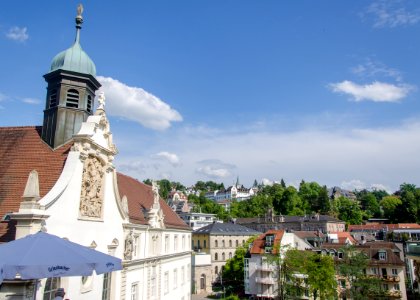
[
  {"x1": 266, "y1": 235, "x2": 274, "y2": 246},
  {"x1": 49, "y1": 89, "x2": 57, "y2": 108},
  {"x1": 379, "y1": 250, "x2": 387, "y2": 261},
  {"x1": 66, "y1": 89, "x2": 79, "y2": 108}
]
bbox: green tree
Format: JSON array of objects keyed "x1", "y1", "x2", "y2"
[
  {"x1": 317, "y1": 185, "x2": 331, "y2": 215},
  {"x1": 299, "y1": 181, "x2": 321, "y2": 214},
  {"x1": 158, "y1": 179, "x2": 171, "y2": 199},
  {"x1": 143, "y1": 178, "x2": 152, "y2": 186},
  {"x1": 357, "y1": 190, "x2": 381, "y2": 219},
  {"x1": 380, "y1": 195, "x2": 402, "y2": 221},
  {"x1": 333, "y1": 196, "x2": 363, "y2": 225},
  {"x1": 306, "y1": 254, "x2": 337, "y2": 300},
  {"x1": 337, "y1": 246, "x2": 382, "y2": 299}
]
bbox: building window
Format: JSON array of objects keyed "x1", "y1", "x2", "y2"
[
  {"x1": 204, "y1": 240, "x2": 207, "y2": 248},
  {"x1": 200, "y1": 274, "x2": 206, "y2": 290},
  {"x1": 222, "y1": 240, "x2": 225, "y2": 248},
  {"x1": 173, "y1": 269, "x2": 178, "y2": 288},
  {"x1": 87, "y1": 95, "x2": 92, "y2": 112},
  {"x1": 164, "y1": 272, "x2": 169, "y2": 294},
  {"x1": 49, "y1": 89, "x2": 57, "y2": 108},
  {"x1": 182, "y1": 235, "x2": 185, "y2": 250},
  {"x1": 229, "y1": 252, "x2": 232, "y2": 259},
  {"x1": 229, "y1": 240, "x2": 232, "y2": 247},
  {"x1": 43, "y1": 277, "x2": 61, "y2": 300},
  {"x1": 165, "y1": 235, "x2": 169, "y2": 253},
  {"x1": 133, "y1": 235, "x2": 139, "y2": 258},
  {"x1": 151, "y1": 266, "x2": 156, "y2": 296},
  {"x1": 215, "y1": 240, "x2": 218, "y2": 247},
  {"x1": 382, "y1": 283, "x2": 388, "y2": 291},
  {"x1": 174, "y1": 235, "x2": 178, "y2": 251},
  {"x1": 394, "y1": 283, "x2": 400, "y2": 291},
  {"x1": 222, "y1": 252, "x2": 225, "y2": 261},
  {"x1": 215, "y1": 266, "x2": 218, "y2": 275},
  {"x1": 236, "y1": 240, "x2": 239, "y2": 247},
  {"x1": 181, "y1": 266, "x2": 185, "y2": 285},
  {"x1": 102, "y1": 273, "x2": 111, "y2": 300},
  {"x1": 215, "y1": 253, "x2": 218, "y2": 261},
  {"x1": 379, "y1": 251, "x2": 386, "y2": 260},
  {"x1": 131, "y1": 282, "x2": 138, "y2": 300},
  {"x1": 66, "y1": 89, "x2": 79, "y2": 108},
  {"x1": 392, "y1": 268, "x2": 398, "y2": 276}
]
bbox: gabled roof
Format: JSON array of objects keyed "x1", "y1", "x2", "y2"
[
  {"x1": 0, "y1": 126, "x2": 189, "y2": 243},
  {"x1": 193, "y1": 222, "x2": 260, "y2": 235},
  {"x1": 0, "y1": 126, "x2": 71, "y2": 242},
  {"x1": 250, "y1": 230, "x2": 285, "y2": 254},
  {"x1": 117, "y1": 173, "x2": 189, "y2": 229},
  {"x1": 328, "y1": 232, "x2": 357, "y2": 244}
]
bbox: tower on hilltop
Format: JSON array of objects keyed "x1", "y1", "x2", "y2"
[{"x1": 41, "y1": 4, "x2": 101, "y2": 148}]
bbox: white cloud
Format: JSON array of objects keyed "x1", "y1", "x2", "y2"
[
  {"x1": 154, "y1": 151, "x2": 181, "y2": 166},
  {"x1": 341, "y1": 179, "x2": 366, "y2": 191},
  {"x1": 114, "y1": 119, "x2": 420, "y2": 192},
  {"x1": 329, "y1": 80, "x2": 413, "y2": 102},
  {"x1": 351, "y1": 59, "x2": 402, "y2": 82},
  {"x1": 196, "y1": 159, "x2": 236, "y2": 180},
  {"x1": 22, "y1": 98, "x2": 41, "y2": 105},
  {"x1": 261, "y1": 178, "x2": 274, "y2": 186},
  {"x1": 97, "y1": 76, "x2": 182, "y2": 130},
  {"x1": 6, "y1": 26, "x2": 29, "y2": 42},
  {"x1": 364, "y1": 0, "x2": 420, "y2": 28}
]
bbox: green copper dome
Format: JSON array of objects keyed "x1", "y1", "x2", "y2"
[
  {"x1": 50, "y1": 42, "x2": 96, "y2": 76},
  {"x1": 49, "y1": 7, "x2": 96, "y2": 77}
]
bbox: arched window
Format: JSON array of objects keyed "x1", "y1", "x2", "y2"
[
  {"x1": 236, "y1": 240, "x2": 239, "y2": 247},
  {"x1": 87, "y1": 95, "x2": 92, "y2": 112},
  {"x1": 204, "y1": 240, "x2": 207, "y2": 248},
  {"x1": 66, "y1": 89, "x2": 79, "y2": 108},
  {"x1": 215, "y1": 266, "x2": 218, "y2": 275},
  {"x1": 222, "y1": 252, "x2": 225, "y2": 261},
  {"x1": 200, "y1": 274, "x2": 206, "y2": 290},
  {"x1": 229, "y1": 252, "x2": 232, "y2": 259},
  {"x1": 215, "y1": 240, "x2": 218, "y2": 247},
  {"x1": 229, "y1": 240, "x2": 232, "y2": 247},
  {"x1": 215, "y1": 253, "x2": 218, "y2": 261},
  {"x1": 222, "y1": 240, "x2": 225, "y2": 248},
  {"x1": 49, "y1": 89, "x2": 57, "y2": 108},
  {"x1": 43, "y1": 277, "x2": 61, "y2": 300}
]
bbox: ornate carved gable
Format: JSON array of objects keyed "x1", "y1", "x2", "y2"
[
  {"x1": 145, "y1": 181, "x2": 165, "y2": 229},
  {"x1": 79, "y1": 155, "x2": 105, "y2": 219}
]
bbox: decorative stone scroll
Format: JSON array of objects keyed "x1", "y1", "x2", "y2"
[{"x1": 79, "y1": 155, "x2": 104, "y2": 218}]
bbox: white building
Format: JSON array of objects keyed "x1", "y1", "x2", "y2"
[
  {"x1": 244, "y1": 230, "x2": 312, "y2": 299},
  {"x1": 178, "y1": 212, "x2": 218, "y2": 231},
  {"x1": 0, "y1": 7, "x2": 191, "y2": 300}
]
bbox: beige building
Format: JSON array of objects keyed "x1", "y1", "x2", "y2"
[
  {"x1": 192, "y1": 223, "x2": 260, "y2": 282},
  {"x1": 192, "y1": 253, "x2": 212, "y2": 294}
]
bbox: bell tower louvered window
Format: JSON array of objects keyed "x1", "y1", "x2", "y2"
[
  {"x1": 87, "y1": 95, "x2": 92, "y2": 112},
  {"x1": 49, "y1": 89, "x2": 57, "y2": 108},
  {"x1": 66, "y1": 89, "x2": 79, "y2": 108}
]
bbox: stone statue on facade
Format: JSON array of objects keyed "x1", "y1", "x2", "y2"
[
  {"x1": 124, "y1": 233, "x2": 134, "y2": 260},
  {"x1": 79, "y1": 156, "x2": 104, "y2": 218},
  {"x1": 97, "y1": 92, "x2": 106, "y2": 110}
]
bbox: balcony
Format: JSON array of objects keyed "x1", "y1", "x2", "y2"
[
  {"x1": 256, "y1": 277, "x2": 276, "y2": 285},
  {"x1": 383, "y1": 275, "x2": 400, "y2": 282},
  {"x1": 256, "y1": 293, "x2": 275, "y2": 298},
  {"x1": 257, "y1": 265, "x2": 275, "y2": 272},
  {"x1": 385, "y1": 290, "x2": 402, "y2": 298}
]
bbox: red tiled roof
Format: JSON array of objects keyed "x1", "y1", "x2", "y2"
[
  {"x1": 250, "y1": 230, "x2": 285, "y2": 254},
  {"x1": 348, "y1": 223, "x2": 420, "y2": 231},
  {"x1": 0, "y1": 126, "x2": 71, "y2": 242},
  {"x1": 116, "y1": 173, "x2": 189, "y2": 230},
  {"x1": 330, "y1": 232, "x2": 357, "y2": 244},
  {"x1": 0, "y1": 126, "x2": 188, "y2": 243}
]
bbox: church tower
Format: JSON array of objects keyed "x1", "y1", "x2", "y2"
[{"x1": 41, "y1": 5, "x2": 101, "y2": 148}]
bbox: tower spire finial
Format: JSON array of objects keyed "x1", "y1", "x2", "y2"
[{"x1": 75, "y1": 4, "x2": 84, "y2": 44}]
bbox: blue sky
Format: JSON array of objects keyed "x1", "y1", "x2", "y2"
[{"x1": 1, "y1": 1, "x2": 420, "y2": 192}]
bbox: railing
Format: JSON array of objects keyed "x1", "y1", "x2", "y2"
[
  {"x1": 256, "y1": 293, "x2": 275, "y2": 298},
  {"x1": 383, "y1": 275, "x2": 400, "y2": 282},
  {"x1": 257, "y1": 265, "x2": 275, "y2": 272},
  {"x1": 255, "y1": 277, "x2": 276, "y2": 284},
  {"x1": 385, "y1": 290, "x2": 402, "y2": 298}
]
